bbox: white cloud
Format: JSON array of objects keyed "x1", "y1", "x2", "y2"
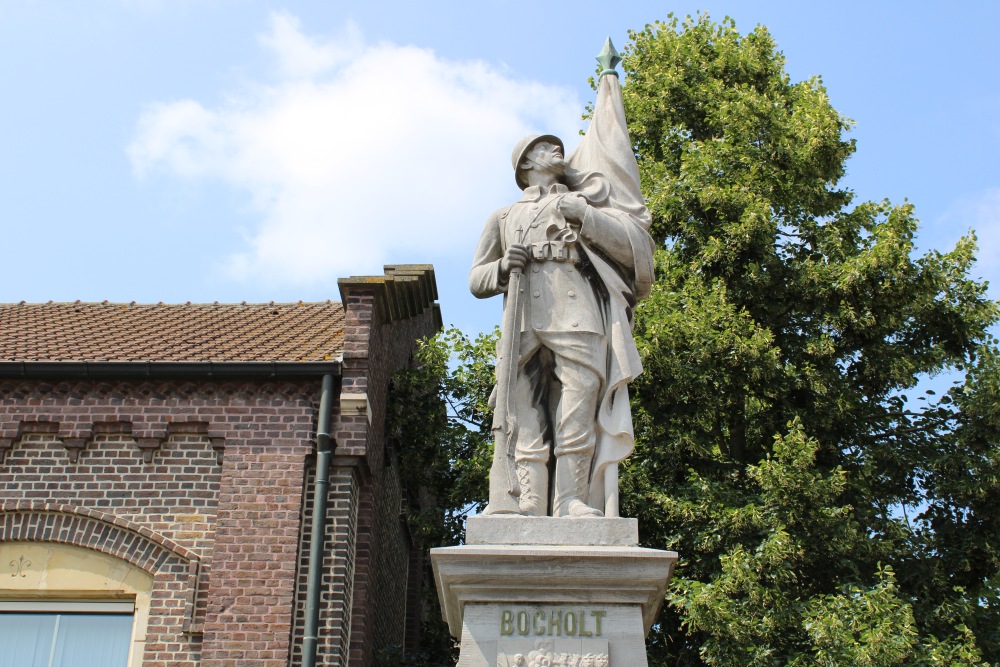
[
  {"x1": 259, "y1": 12, "x2": 362, "y2": 80},
  {"x1": 127, "y1": 12, "x2": 584, "y2": 286}
]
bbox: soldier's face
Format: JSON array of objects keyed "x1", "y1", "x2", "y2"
[{"x1": 527, "y1": 141, "x2": 565, "y2": 172}]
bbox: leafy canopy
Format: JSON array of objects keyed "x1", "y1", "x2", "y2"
[{"x1": 621, "y1": 13, "x2": 1000, "y2": 666}]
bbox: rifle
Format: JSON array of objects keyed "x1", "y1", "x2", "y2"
[{"x1": 486, "y1": 228, "x2": 525, "y2": 513}]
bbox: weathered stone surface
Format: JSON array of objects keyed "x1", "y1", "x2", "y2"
[
  {"x1": 466, "y1": 515, "x2": 638, "y2": 547},
  {"x1": 471, "y1": 48, "x2": 655, "y2": 519},
  {"x1": 432, "y1": 542, "x2": 676, "y2": 666},
  {"x1": 462, "y1": 603, "x2": 631, "y2": 666},
  {"x1": 438, "y1": 46, "x2": 677, "y2": 667}
]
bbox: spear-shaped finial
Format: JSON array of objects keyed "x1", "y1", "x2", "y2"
[{"x1": 596, "y1": 37, "x2": 621, "y2": 78}]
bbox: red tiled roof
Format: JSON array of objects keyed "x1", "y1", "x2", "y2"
[{"x1": 0, "y1": 301, "x2": 345, "y2": 363}]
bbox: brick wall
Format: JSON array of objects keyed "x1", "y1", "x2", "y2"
[
  {"x1": 335, "y1": 276, "x2": 441, "y2": 666},
  {"x1": 0, "y1": 379, "x2": 319, "y2": 667},
  {"x1": 199, "y1": 435, "x2": 313, "y2": 667},
  {"x1": 1, "y1": 503, "x2": 198, "y2": 664},
  {"x1": 290, "y1": 460, "x2": 361, "y2": 667}
]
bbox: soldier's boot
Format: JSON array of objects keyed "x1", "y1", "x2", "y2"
[
  {"x1": 552, "y1": 453, "x2": 604, "y2": 518},
  {"x1": 517, "y1": 460, "x2": 549, "y2": 516}
]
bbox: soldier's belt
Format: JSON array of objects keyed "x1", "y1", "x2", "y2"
[{"x1": 528, "y1": 241, "x2": 579, "y2": 262}]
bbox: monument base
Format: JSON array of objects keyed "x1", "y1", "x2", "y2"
[{"x1": 431, "y1": 516, "x2": 678, "y2": 666}]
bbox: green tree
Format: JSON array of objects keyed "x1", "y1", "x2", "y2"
[
  {"x1": 620, "y1": 13, "x2": 1000, "y2": 666},
  {"x1": 387, "y1": 327, "x2": 497, "y2": 666}
]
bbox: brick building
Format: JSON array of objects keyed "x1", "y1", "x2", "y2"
[{"x1": 0, "y1": 265, "x2": 441, "y2": 667}]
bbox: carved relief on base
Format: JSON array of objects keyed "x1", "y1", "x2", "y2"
[{"x1": 497, "y1": 640, "x2": 609, "y2": 667}]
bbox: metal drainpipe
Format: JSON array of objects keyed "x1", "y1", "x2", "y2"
[{"x1": 303, "y1": 373, "x2": 334, "y2": 667}]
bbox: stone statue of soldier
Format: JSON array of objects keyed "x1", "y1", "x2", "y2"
[
  {"x1": 470, "y1": 126, "x2": 655, "y2": 517},
  {"x1": 436, "y1": 43, "x2": 675, "y2": 667}
]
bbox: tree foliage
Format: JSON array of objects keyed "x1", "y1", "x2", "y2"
[
  {"x1": 391, "y1": 13, "x2": 1000, "y2": 666},
  {"x1": 387, "y1": 327, "x2": 497, "y2": 666},
  {"x1": 620, "y1": 13, "x2": 1000, "y2": 666}
]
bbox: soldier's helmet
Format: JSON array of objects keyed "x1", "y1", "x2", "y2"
[{"x1": 511, "y1": 133, "x2": 565, "y2": 190}]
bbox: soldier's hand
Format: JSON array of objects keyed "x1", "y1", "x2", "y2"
[
  {"x1": 558, "y1": 194, "x2": 588, "y2": 225},
  {"x1": 500, "y1": 244, "x2": 529, "y2": 280}
]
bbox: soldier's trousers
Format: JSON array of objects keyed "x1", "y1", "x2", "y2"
[{"x1": 513, "y1": 330, "x2": 607, "y2": 464}]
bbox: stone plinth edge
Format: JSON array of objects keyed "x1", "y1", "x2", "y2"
[
  {"x1": 466, "y1": 515, "x2": 639, "y2": 546},
  {"x1": 431, "y1": 544, "x2": 678, "y2": 638}
]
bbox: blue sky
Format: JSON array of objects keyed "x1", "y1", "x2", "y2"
[{"x1": 2, "y1": 1, "x2": 998, "y2": 338}]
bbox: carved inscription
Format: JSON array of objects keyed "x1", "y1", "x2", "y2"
[
  {"x1": 500, "y1": 608, "x2": 606, "y2": 637},
  {"x1": 497, "y1": 607, "x2": 610, "y2": 666}
]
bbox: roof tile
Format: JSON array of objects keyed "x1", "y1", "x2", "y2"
[{"x1": 0, "y1": 301, "x2": 345, "y2": 363}]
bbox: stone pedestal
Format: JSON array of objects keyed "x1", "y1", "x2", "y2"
[{"x1": 431, "y1": 516, "x2": 677, "y2": 666}]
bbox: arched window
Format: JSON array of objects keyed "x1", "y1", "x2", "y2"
[{"x1": 0, "y1": 543, "x2": 153, "y2": 667}]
